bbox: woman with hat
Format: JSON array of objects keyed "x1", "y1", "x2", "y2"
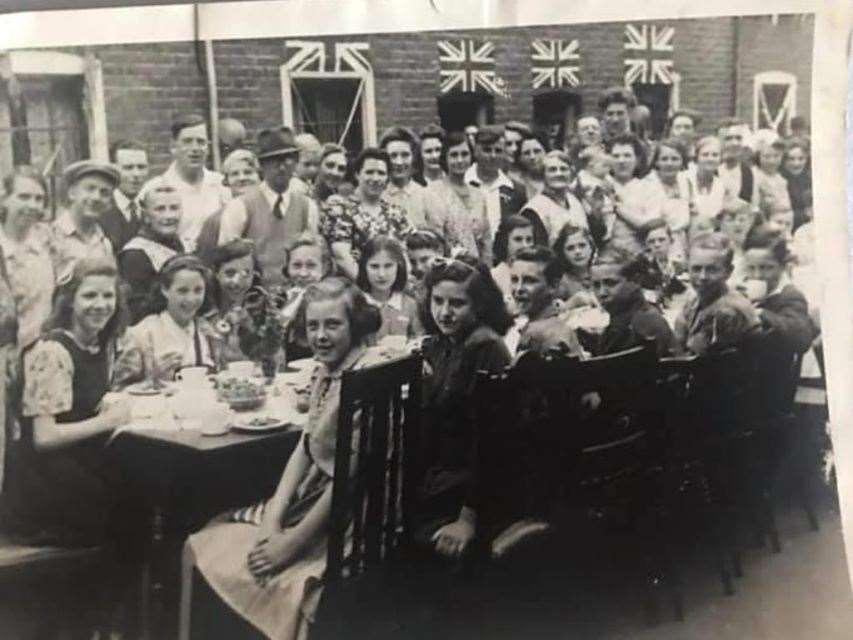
[
  {"x1": 119, "y1": 177, "x2": 186, "y2": 323},
  {"x1": 218, "y1": 126, "x2": 319, "y2": 289},
  {"x1": 320, "y1": 147, "x2": 412, "y2": 279}
]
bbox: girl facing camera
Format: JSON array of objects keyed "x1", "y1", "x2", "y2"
[
  {"x1": 114, "y1": 254, "x2": 218, "y2": 386},
  {"x1": 185, "y1": 278, "x2": 384, "y2": 640},
  {"x1": 356, "y1": 235, "x2": 422, "y2": 341},
  {"x1": 416, "y1": 255, "x2": 513, "y2": 558}
]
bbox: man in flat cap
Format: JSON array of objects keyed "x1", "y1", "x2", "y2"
[
  {"x1": 465, "y1": 125, "x2": 527, "y2": 242},
  {"x1": 50, "y1": 160, "x2": 119, "y2": 277},
  {"x1": 218, "y1": 126, "x2": 318, "y2": 287},
  {"x1": 143, "y1": 113, "x2": 231, "y2": 252}
]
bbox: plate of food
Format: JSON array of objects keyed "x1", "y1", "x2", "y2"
[
  {"x1": 126, "y1": 380, "x2": 173, "y2": 396},
  {"x1": 230, "y1": 415, "x2": 289, "y2": 433}
]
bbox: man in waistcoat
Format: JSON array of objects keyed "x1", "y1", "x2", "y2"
[{"x1": 218, "y1": 126, "x2": 319, "y2": 287}]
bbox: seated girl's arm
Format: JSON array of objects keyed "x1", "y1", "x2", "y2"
[
  {"x1": 23, "y1": 341, "x2": 131, "y2": 450},
  {"x1": 257, "y1": 437, "x2": 312, "y2": 538}
]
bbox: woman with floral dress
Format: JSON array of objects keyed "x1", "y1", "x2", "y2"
[{"x1": 320, "y1": 147, "x2": 412, "y2": 280}]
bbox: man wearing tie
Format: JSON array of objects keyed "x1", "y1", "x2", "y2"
[
  {"x1": 100, "y1": 139, "x2": 148, "y2": 252},
  {"x1": 218, "y1": 127, "x2": 318, "y2": 287}
]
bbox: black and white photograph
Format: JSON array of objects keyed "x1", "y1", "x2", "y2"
[{"x1": 0, "y1": 1, "x2": 851, "y2": 638}]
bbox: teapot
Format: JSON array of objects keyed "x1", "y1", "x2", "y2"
[{"x1": 171, "y1": 366, "x2": 217, "y2": 420}]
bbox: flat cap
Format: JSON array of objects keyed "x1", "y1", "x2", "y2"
[
  {"x1": 474, "y1": 124, "x2": 505, "y2": 145},
  {"x1": 63, "y1": 160, "x2": 121, "y2": 188}
]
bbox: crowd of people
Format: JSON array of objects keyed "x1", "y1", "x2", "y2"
[{"x1": 0, "y1": 84, "x2": 820, "y2": 637}]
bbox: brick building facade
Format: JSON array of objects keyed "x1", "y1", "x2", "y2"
[{"x1": 0, "y1": 13, "x2": 813, "y2": 177}]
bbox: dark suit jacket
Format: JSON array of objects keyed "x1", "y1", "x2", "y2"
[
  {"x1": 757, "y1": 284, "x2": 815, "y2": 355},
  {"x1": 99, "y1": 194, "x2": 141, "y2": 253},
  {"x1": 735, "y1": 162, "x2": 754, "y2": 204}
]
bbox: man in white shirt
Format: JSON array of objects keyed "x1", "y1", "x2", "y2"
[
  {"x1": 379, "y1": 126, "x2": 428, "y2": 228},
  {"x1": 464, "y1": 125, "x2": 526, "y2": 242},
  {"x1": 100, "y1": 139, "x2": 148, "y2": 252},
  {"x1": 717, "y1": 117, "x2": 758, "y2": 209},
  {"x1": 218, "y1": 127, "x2": 318, "y2": 287},
  {"x1": 144, "y1": 113, "x2": 231, "y2": 252}
]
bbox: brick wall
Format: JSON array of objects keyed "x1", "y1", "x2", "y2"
[
  {"x1": 73, "y1": 14, "x2": 809, "y2": 173},
  {"x1": 734, "y1": 14, "x2": 814, "y2": 131}
]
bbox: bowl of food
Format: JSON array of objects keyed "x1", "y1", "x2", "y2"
[{"x1": 217, "y1": 375, "x2": 267, "y2": 412}]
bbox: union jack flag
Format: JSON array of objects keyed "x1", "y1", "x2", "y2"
[
  {"x1": 438, "y1": 40, "x2": 499, "y2": 94},
  {"x1": 623, "y1": 24, "x2": 675, "y2": 85},
  {"x1": 284, "y1": 40, "x2": 372, "y2": 73},
  {"x1": 531, "y1": 39, "x2": 581, "y2": 89}
]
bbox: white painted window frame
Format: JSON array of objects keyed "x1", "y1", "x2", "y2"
[
  {"x1": 280, "y1": 67, "x2": 377, "y2": 147},
  {"x1": 0, "y1": 50, "x2": 109, "y2": 161},
  {"x1": 753, "y1": 70, "x2": 797, "y2": 133}
]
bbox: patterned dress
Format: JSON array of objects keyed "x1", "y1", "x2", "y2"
[{"x1": 320, "y1": 194, "x2": 413, "y2": 263}]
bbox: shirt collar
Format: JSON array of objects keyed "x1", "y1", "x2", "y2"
[
  {"x1": 317, "y1": 343, "x2": 368, "y2": 382},
  {"x1": 55, "y1": 211, "x2": 108, "y2": 243},
  {"x1": 159, "y1": 310, "x2": 194, "y2": 337},
  {"x1": 465, "y1": 165, "x2": 513, "y2": 191},
  {"x1": 0, "y1": 226, "x2": 42, "y2": 257},
  {"x1": 164, "y1": 163, "x2": 221, "y2": 188},
  {"x1": 260, "y1": 180, "x2": 290, "y2": 208},
  {"x1": 366, "y1": 291, "x2": 404, "y2": 312},
  {"x1": 113, "y1": 189, "x2": 140, "y2": 217},
  {"x1": 766, "y1": 273, "x2": 792, "y2": 299}
]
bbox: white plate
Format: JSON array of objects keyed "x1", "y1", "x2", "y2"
[
  {"x1": 126, "y1": 381, "x2": 174, "y2": 396},
  {"x1": 230, "y1": 415, "x2": 289, "y2": 433},
  {"x1": 285, "y1": 358, "x2": 313, "y2": 372}
]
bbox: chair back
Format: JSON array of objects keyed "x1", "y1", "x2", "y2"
[{"x1": 326, "y1": 353, "x2": 423, "y2": 584}]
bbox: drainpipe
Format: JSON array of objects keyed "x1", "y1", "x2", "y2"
[{"x1": 204, "y1": 40, "x2": 221, "y2": 172}]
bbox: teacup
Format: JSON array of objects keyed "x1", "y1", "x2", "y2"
[
  {"x1": 228, "y1": 360, "x2": 257, "y2": 378},
  {"x1": 176, "y1": 366, "x2": 210, "y2": 386}
]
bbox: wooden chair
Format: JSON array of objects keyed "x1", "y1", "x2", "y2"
[
  {"x1": 314, "y1": 353, "x2": 423, "y2": 639},
  {"x1": 179, "y1": 353, "x2": 423, "y2": 640}
]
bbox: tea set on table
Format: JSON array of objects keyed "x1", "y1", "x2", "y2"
[{"x1": 120, "y1": 359, "x2": 313, "y2": 437}]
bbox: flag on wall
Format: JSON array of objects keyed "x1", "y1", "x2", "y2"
[
  {"x1": 623, "y1": 24, "x2": 674, "y2": 85},
  {"x1": 531, "y1": 38, "x2": 581, "y2": 89},
  {"x1": 437, "y1": 39, "x2": 499, "y2": 94},
  {"x1": 284, "y1": 40, "x2": 372, "y2": 73}
]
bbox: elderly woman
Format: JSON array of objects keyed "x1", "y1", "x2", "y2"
[
  {"x1": 0, "y1": 166, "x2": 55, "y2": 349},
  {"x1": 606, "y1": 133, "x2": 653, "y2": 254},
  {"x1": 423, "y1": 130, "x2": 491, "y2": 264},
  {"x1": 781, "y1": 137, "x2": 812, "y2": 230},
  {"x1": 320, "y1": 147, "x2": 412, "y2": 279},
  {"x1": 520, "y1": 150, "x2": 592, "y2": 245},
  {"x1": 687, "y1": 136, "x2": 731, "y2": 220},
  {"x1": 642, "y1": 138, "x2": 692, "y2": 256},
  {"x1": 196, "y1": 150, "x2": 261, "y2": 259},
  {"x1": 119, "y1": 178, "x2": 185, "y2": 323}
]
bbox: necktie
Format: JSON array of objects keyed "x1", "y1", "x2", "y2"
[
  {"x1": 272, "y1": 194, "x2": 283, "y2": 220},
  {"x1": 128, "y1": 199, "x2": 139, "y2": 225}
]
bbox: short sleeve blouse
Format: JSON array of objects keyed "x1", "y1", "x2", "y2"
[
  {"x1": 320, "y1": 195, "x2": 413, "y2": 262},
  {"x1": 22, "y1": 339, "x2": 74, "y2": 417}
]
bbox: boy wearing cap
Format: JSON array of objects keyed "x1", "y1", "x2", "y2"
[
  {"x1": 218, "y1": 127, "x2": 319, "y2": 287},
  {"x1": 464, "y1": 125, "x2": 527, "y2": 243},
  {"x1": 145, "y1": 113, "x2": 231, "y2": 252},
  {"x1": 50, "y1": 160, "x2": 118, "y2": 277}
]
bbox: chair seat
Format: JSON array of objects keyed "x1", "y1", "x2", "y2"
[{"x1": 0, "y1": 532, "x2": 101, "y2": 572}]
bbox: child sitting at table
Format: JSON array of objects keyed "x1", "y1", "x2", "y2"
[
  {"x1": 673, "y1": 232, "x2": 760, "y2": 355},
  {"x1": 552, "y1": 222, "x2": 595, "y2": 300},
  {"x1": 417, "y1": 255, "x2": 515, "y2": 558},
  {"x1": 490, "y1": 214, "x2": 547, "y2": 301},
  {"x1": 356, "y1": 235, "x2": 422, "y2": 341},
  {"x1": 584, "y1": 246, "x2": 675, "y2": 357},
  {"x1": 113, "y1": 254, "x2": 218, "y2": 386},
  {"x1": 279, "y1": 234, "x2": 336, "y2": 361},
  {"x1": 1, "y1": 257, "x2": 134, "y2": 544},
  {"x1": 185, "y1": 277, "x2": 382, "y2": 640},
  {"x1": 405, "y1": 228, "x2": 448, "y2": 301},
  {"x1": 742, "y1": 224, "x2": 815, "y2": 355}
]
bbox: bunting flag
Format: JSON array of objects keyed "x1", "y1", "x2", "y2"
[
  {"x1": 623, "y1": 24, "x2": 675, "y2": 85},
  {"x1": 284, "y1": 40, "x2": 371, "y2": 73},
  {"x1": 437, "y1": 39, "x2": 499, "y2": 94},
  {"x1": 531, "y1": 38, "x2": 581, "y2": 89}
]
